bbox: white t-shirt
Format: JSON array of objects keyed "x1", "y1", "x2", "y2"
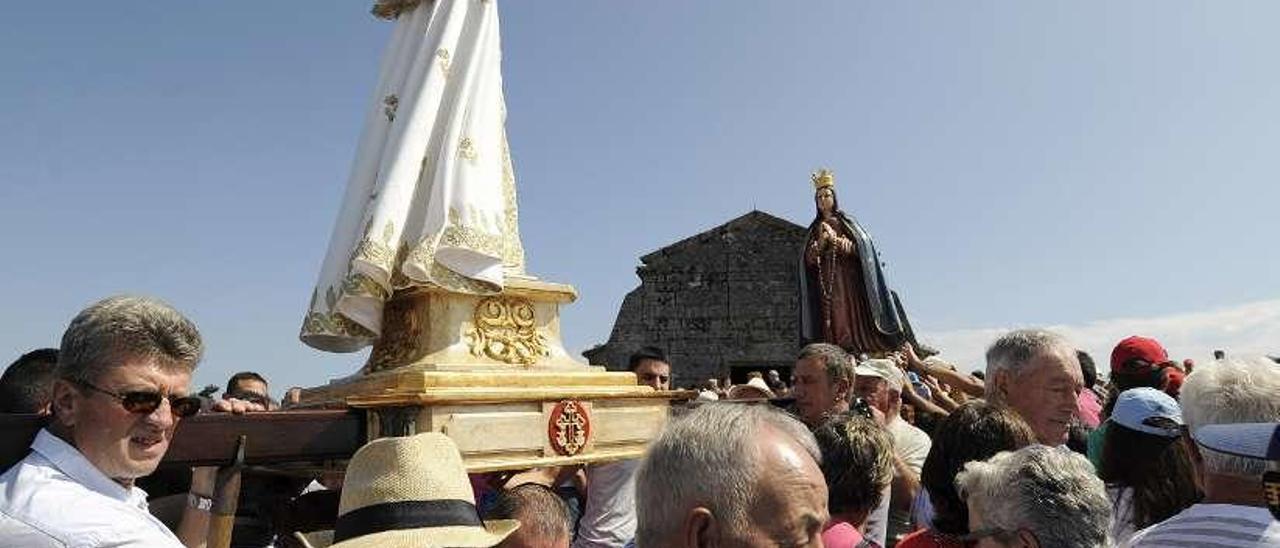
[
  {"x1": 573, "y1": 459, "x2": 639, "y2": 548},
  {"x1": 1126, "y1": 503, "x2": 1280, "y2": 547},
  {"x1": 0, "y1": 429, "x2": 184, "y2": 548},
  {"x1": 887, "y1": 418, "x2": 931, "y2": 475}
]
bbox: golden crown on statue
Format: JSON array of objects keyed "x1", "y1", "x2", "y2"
[{"x1": 811, "y1": 168, "x2": 835, "y2": 190}]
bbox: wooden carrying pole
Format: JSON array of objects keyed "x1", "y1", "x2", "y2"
[
  {"x1": 207, "y1": 435, "x2": 247, "y2": 548},
  {"x1": 0, "y1": 410, "x2": 365, "y2": 472}
]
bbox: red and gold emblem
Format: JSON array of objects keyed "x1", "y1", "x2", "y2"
[{"x1": 547, "y1": 400, "x2": 591, "y2": 456}]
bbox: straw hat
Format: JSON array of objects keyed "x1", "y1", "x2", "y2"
[
  {"x1": 728, "y1": 376, "x2": 776, "y2": 400},
  {"x1": 296, "y1": 432, "x2": 519, "y2": 548}
]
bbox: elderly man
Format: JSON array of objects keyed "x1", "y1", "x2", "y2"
[
  {"x1": 791, "y1": 343, "x2": 853, "y2": 427},
  {"x1": 635, "y1": 403, "x2": 828, "y2": 547},
  {"x1": 957, "y1": 445, "x2": 1110, "y2": 548},
  {"x1": 984, "y1": 329, "x2": 1083, "y2": 446},
  {"x1": 854, "y1": 358, "x2": 931, "y2": 544},
  {"x1": 487, "y1": 483, "x2": 574, "y2": 548},
  {"x1": 0, "y1": 295, "x2": 261, "y2": 547},
  {"x1": 1127, "y1": 356, "x2": 1280, "y2": 546},
  {"x1": 791, "y1": 343, "x2": 897, "y2": 547}
]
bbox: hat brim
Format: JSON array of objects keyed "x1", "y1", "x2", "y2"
[
  {"x1": 728, "y1": 385, "x2": 774, "y2": 400},
  {"x1": 1194, "y1": 423, "x2": 1280, "y2": 460},
  {"x1": 299, "y1": 520, "x2": 520, "y2": 548},
  {"x1": 853, "y1": 366, "x2": 887, "y2": 380},
  {"x1": 295, "y1": 530, "x2": 334, "y2": 548}
]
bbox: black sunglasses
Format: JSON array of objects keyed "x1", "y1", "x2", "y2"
[
  {"x1": 225, "y1": 390, "x2": 270, "y2": 407},
  {"x1": 73, "y1": 379, "x2": 202, "y2": 418}
]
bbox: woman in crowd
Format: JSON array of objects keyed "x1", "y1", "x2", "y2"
[
  {"x1": 813, "y1": 412, "x2": 895, "y2": 547},
  {"x1": 1087, "y1": 335, "x2": 1183, "y2": 468},
  {"x1": 896, "y1": 401, "x2": 1037, "y2": 548},
  {"x1": 1097, "y1": 387, "x2": 1200, "y2": 545},
  {"x1": 957, "y1": 445, "x2": 1112, "y2": 548}
]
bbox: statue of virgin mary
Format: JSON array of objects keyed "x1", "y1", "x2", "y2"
[
  {"x1": 301, "y1": 0, "x2": 525, "y2": 353},
  {"x1": 798, "y1": 169, "x2": 919, "y2": 356}
]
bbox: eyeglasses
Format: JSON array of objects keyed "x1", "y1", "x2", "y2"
[{"x1": 73, "y1": 379, "x2": 202, "y2": 418}]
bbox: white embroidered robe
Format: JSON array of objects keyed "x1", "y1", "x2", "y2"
[{"x1": 301, "y1": 0, "x2": 524, "y2": 353}]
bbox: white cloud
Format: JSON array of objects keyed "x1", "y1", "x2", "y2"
[{"x1": 921, "y1": 299, "x2": 1280, "y2": 375}]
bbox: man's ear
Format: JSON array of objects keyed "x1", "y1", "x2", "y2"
[
  {"x1": 1017, "y1": 528, "x2": 1040, "y2": 548},
  {"x1": 685, "y1": 507, "x2": 719, "y2": 548},
  {"x1": 50, "y1": 379, "x2": 79, "y2": 428},
  {"x1": 834, "y1": 377, "x2": 852, "y2": 402}
]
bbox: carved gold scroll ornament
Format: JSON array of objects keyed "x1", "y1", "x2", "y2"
[{"x1": 465, "y1": 296, "x2": 549, "y2": 365}]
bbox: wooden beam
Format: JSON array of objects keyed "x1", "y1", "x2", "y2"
[{"x1": 0, "y1": 410, "x2": 365, "y2": 472}]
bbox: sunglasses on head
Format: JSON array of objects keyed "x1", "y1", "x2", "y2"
[{"x1": 73, "y1": 379, "x2": 202, "y2": 418}]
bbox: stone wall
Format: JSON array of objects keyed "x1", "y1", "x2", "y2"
[{"x1": 583, "y1": 210, "x2": 808, "y2": 387}]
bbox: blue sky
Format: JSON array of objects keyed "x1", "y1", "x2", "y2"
[{"x1": 2, "y1": 2, "x2": 1277, "y2": 394}]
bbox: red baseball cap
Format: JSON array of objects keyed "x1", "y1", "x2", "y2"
[{"x1": 1110, "y1": 336, "x2": 1171, "y2": 374}]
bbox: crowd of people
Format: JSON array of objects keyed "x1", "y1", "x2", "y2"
[{"x1": 0, "y1": 295, "x2": 1278, "y2": 547}]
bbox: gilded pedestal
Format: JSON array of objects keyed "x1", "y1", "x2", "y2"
[{"x1": 300, "y1": 276, "x2": 685, "y2": 471}]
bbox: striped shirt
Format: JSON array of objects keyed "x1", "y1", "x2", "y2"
[{"x1": 1126, "y1": 503, "x2": 1279, "y2": 547}]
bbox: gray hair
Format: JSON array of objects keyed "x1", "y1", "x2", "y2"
[
  {"x1": 484, "y1": 483, "x2": 571, "y2": 540},
  {"x1": 956, "y1": 445, "x2": 1110, "y2": 548},
  {"x1": 635, "y1": 403, "x2": 820, "y2": 546},
  {"x1": 1181, "y1": 356, "x2": 1280, "y2": 478},
  {"x1": 797, "y1": 342, "x2": 852, "y2": 385},
  {"x1": 58, "y1": 295, "x2": 203, "y2": 384},
  {"x1": 984, "y1": 329, "x2": 1076, "y2": 401}
]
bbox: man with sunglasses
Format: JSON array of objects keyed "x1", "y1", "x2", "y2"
[
  {"x1": 0, "y1": 295, "x2": 250, "y2": 547},
  {"x1": 225, "y1": 371, "x2": 274, "y2": 409}
]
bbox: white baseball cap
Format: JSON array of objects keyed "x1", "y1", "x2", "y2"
[
  {"x1": 854, "y1": 358, "x2": 904, "y2": 390},
  {"x1": 1109, "y1": 387, "x2": 1183, "y2": 438},
  {"x1": 1193, "y1": 422, "x2": 1280, "y2": 460}
]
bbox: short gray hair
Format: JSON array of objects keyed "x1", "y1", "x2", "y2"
[
  {"x1": 635, "y1": 403, "x2": 819, "y2": 546},
  {"x1": 797, "y1": 343, "x2": 852, "y2": 385},
  {"x1": 1181, "y1": 356, "x2": 1280, "y2": 478},
  {"x1": 956, "y1": 445, "x2": 1110, "y2": 548},
  {"x1": 58, "y1": 295, "x2": 203, "y2": 384},
  {"x1": 484, "y1": 483, "x2": 571, "y2": 540},
  {"x1": 984, "y1": 329, "x2": 1076, "y2": 400}
]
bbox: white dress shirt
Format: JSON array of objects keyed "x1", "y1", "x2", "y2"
[{"x1": 0, "y1": 429, "x2": 184, "y2": 548}]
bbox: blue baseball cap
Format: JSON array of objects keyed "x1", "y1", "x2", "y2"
[
  {"x1": 1192, "y1": 423, "x2": 1280, "y2": 460},
  {"x1": 1109, "y1": 387, "x2": 1183, "y2": 438}
]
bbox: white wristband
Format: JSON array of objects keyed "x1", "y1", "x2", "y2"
[{"x1": 187, "y1": 492, "x2": 213, "y2": 512}]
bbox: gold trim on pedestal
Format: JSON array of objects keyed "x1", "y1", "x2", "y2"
[{"x1": 465, "y1": 296, "x2": 548, "y2": 365}]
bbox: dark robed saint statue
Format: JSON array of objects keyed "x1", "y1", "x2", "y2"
[{"x1": 799, "y1": 169, "x2": 919, "y2": 356}]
